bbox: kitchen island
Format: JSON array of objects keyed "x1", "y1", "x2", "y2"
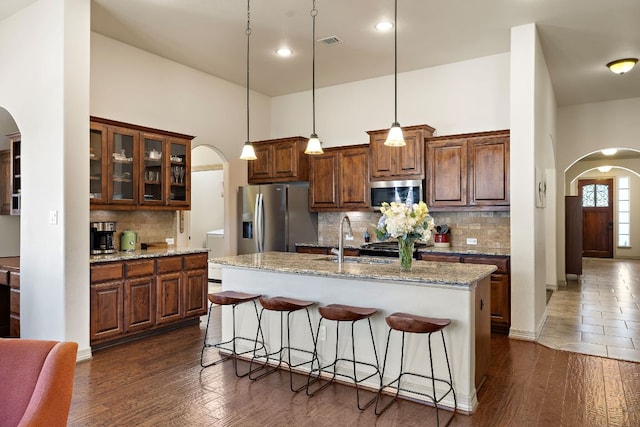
[{"x1": 211, "y1": 252, "x2": 495, "y2": 413}]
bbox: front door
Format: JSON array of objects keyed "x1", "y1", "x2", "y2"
[{"x1": 579, "y1": 178, "x2": 613, "y2": 258}]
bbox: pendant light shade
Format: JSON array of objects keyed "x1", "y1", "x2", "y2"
[
  {"x1": 305, "y1": 0, "x2": 323, "y2": 155},
  {"x1": 239, "y1": 0, "x2": 257, "y2": 161},
  {"x1": 384, "y1": 0, "x2": 405, "y2": 147}
]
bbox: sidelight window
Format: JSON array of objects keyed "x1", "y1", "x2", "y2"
[{"x1": 618, "y1": 176, "x2": 630, "y2": 247}]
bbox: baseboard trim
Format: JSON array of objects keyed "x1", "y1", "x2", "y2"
[{"x1": 76, "y1": 347, "x2": 93, "y2": 362}]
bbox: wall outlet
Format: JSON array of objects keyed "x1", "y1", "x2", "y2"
[
  {"x1": 318, "y1": 325, "x2": 326, "y2": 341},
  {"x1": 466, "y1": 238, "x2": 478, "y2": 245},
  {"x1": 345, "y1": 234, "x2": 354, "y2": 241},
  {"x1": 48, "y1": 210, "x2": 58, "y2": 225},
  {"x1": 165, "y1": 238, "x2": 175, "y2": 245}
]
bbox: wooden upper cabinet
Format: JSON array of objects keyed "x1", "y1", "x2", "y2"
[
  {"x1": 90, "y1": 117, "x2": 193, "y2": 211},
  {"x1": 0, "y1": 150, "x2": 10, "y2": 215},
  {"x1": 339, "y1": 146, "x2": 370, "y2": 209},
  {"x1": 426, "y1": 129, "x2": 509, "y2": 211},
  {"x1": 367, "y1": 124, "x2": 435, "y2": 181},
  {"x1": 426, "y1": 139, "x2": 468, "y2": 208},
  {"x1": 469, "y1": 136, "x2": 510, "y2": 206},
  {"x1": 309, "y1": 145, "x2": 369, "y2": 211},
  {"x1": 248, "y1": 137, "x2": 309, "y2": 183}
]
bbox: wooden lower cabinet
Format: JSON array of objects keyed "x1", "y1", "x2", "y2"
[
  {"x1": 90, "y1": 253, "x2": 208, "y2": 347},
  {"x1": 475, "y1": 276, "x2": 491, "y2": 389},
  {"x1": 90, "y1": 281, "x2": 125, "y2": 342},
  {"x1": 418, "y1": 252, "x2": 511, "y2": 334},
  {"x1": 156, "y1": 272, "x2": 183, "y2": 324}
]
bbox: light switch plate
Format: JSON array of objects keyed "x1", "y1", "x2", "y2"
[{"x1": 466, "y1": 238, "x2": 478, "y2": 245}]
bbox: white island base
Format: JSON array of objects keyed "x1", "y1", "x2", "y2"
[{"x1": 214, "y1": 253, "x2": 494, "y2": 413}]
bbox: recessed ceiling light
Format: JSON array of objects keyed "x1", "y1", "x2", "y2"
[
  {"x1": 601, "y1": 148, "x2": 618, "y2": 156},
  {"x1": 375, "y1": 21, "x2": 393, "y2": 31},
  {"x1": 276, "y1": 48, "x2": 292, "y2": 57},
  {"x1": 607, "y1": 58, "x2": 637, "y2": 74}
]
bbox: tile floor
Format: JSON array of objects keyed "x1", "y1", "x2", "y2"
[{"x1": 538, "y1": 257, "x2": 640, "y2": 362}]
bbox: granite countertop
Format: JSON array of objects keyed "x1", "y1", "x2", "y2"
[
  {"x1": 211, "y1": 252, "x2": 496, "y2": 288},
  {"x1": 296, "y1": 241, "x2": 510, "y2": 257},
  {"x1": 0, "y1": 257, "x2": 20, "y2": 270},
  {"x1": 90, "y1": 248, "x2": 209, "y2": 264}
]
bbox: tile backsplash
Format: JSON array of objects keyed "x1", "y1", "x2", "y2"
[
  {"x1": 90, "y1": 210, "x2": 177, "y2": 251},
  {"x1": 318, "y1": 210, "x2": 510, "y2": 250}
]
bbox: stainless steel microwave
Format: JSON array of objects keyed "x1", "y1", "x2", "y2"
[{"x1": 370, "y1": 179, "x2": 424, "y2": 209}]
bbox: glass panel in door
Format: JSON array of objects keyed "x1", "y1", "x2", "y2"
[
  {"x1": 169, "y1": 141, "x2": 187, "y2": 203},
  {"x1": 111, "y1": 131, "x2": 135, "y2": 202},
  {"x1": 142, "y1": 135, "x2": 165, "y2": 204},
  {"x1": 89, "y1": 126, "x2": 105, "y2": 202}
]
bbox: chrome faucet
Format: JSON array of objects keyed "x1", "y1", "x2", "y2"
[{"x1": 335, "y1": 215, "x2": 353, "y2": 266}]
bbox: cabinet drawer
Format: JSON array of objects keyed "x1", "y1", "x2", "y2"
[
  {"x1": 0, "y1": 269, "x2": 8, "y2": 286},
  {"x1": 463, "y1": 256, "x2": 509, "y2": 274},
  {"x1": 10, "y1": 288, "x2": 19, "y2": 314},
  {"x1": 125, "y1": 259, "x2": 155, "y2": 278},
  {"x1": 418, "y1": 253, "x2": 462, "y2": 263},
  {"x1": 157, "y1": 256, "x2": 183, "y2": 274},
  {"x1": 91, "y1": 263, "x2": 124, "y2": 283},
  {"x1": 9, "y1": 272, "x2": 19, "y2": 289},
  {"x1": 184, "y1": 253, "x2": 208, "y2": 271}
]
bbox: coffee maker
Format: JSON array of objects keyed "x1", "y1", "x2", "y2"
[{"x1": 90, "y1": 221, "x2": 117, "y2": 254}]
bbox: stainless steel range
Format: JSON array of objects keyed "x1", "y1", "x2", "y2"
[{"x1": 359, "y1": 241, "x2": 428, "y2": 257}]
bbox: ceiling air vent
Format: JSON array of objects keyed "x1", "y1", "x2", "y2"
[{"x1": 318, "y1": 36, "x2": 343, "y2": 46}]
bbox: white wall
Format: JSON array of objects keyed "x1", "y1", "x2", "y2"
[
  {"x1": 0, "y1": 0, "x2": 90, "y2": 356},
  {"x1": 509, "y1": 23, "x2": 556, "y2": 340},
  {"x1": 271, "y1": 53, "x2": 511, "y2": 146}
]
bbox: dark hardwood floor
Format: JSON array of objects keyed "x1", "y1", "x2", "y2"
[{"x1": 69, "y1": 313, "x2": 640, "y2": 427}]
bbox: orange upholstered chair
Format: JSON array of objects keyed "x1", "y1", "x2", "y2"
[{"x1": 0, "y1": 339, "x2": 78, "y2": 427}]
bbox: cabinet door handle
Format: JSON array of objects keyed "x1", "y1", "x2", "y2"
[{"x1": 480, "y1": 299, "x2": 485, "y2": 311}]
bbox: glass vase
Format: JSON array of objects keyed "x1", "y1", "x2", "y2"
[{"x1": 398, "y1": 238, "x2": 415, "y2": 271}]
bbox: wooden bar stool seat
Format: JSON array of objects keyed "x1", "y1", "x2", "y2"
[
  {"x1": 249, "y1": 296, "x2": 316, "y2": 392},
  {"x1": 200, "y1": 290, "x2": 264, "y2": 377},
  {"x1": 306, "y1": 304, "x2": 382, "y2": 410},
  {"x1": 375, "y1": 312, "x2": 456, "y2": 426}
]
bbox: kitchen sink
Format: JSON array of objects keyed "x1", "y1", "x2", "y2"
[{"x1": 316, "y1": 256, "x2": 393, "y2": 265}]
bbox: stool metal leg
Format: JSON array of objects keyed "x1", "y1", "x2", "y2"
[
  {"x1": 200, "y1": 300, "x2": 264, "y2": 377},
  {"x1": 306, "y1": 318, "x2": 382, "y2": 410},
  {"x1": 249, "y1": 307, "x2": 316, "y2": 392}
]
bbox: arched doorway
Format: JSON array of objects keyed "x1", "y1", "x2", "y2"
[
  {"x1": 189, "y1": 144, "x2": 226, "y2": 283},
  {"x1": 0, "y1": 106, "x2": 20, "y2": 256},
  {"x1": 565, "y1": 148, "x2": 640, "y2": 264}
]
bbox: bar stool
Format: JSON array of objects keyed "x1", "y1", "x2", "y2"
[
  {"x1": 200, "y1": 290, "x2": 264, "y2": 377},
  {"x1": 306, "y1": 304, "x2": 382, "y2": 410},
  {"x1": 375, "y1": 312, "x2": 456, "y2": 426},
  {"x1": 249, "y1": 296, "x2": 316, "y2": 392}
]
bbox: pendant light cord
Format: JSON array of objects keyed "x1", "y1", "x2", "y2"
[
  {"x1": 311, "y1": 0, "x2": 317, "y2": 135},
  {"x1": 246, "y1": 0, "x2": 251, "y2": 143},
  {"x1": 393, "y1": 0, "x2": 398, "y2": 124}
]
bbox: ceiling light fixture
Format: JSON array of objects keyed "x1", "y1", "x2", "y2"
[
  {"x1": 240, "y1": 0, "x2": 257, "y2": 160},
  {"x1": 384, "y1": 0, "x2": 405, "y2": 147},
  {"x1": 597, "y1": 166, "x2": 612, "y2": 173},
  {"x1": 276, "y1": 47, "x2": 292, "y2": 57},
  {"x1": 305, "y1": 0, "x2": 323, "y2": 155},
  {"x1": 375, "y1": 21, "x2": 393, "y2": 31},
  {"x1": 607, "y1": 58, "x2": 637, "y2": 74},
  {"x1": 601, "y1": 148, "x2": 618, "y2": 156}
]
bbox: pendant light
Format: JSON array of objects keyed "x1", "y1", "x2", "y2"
[
  {"x1": 305, "y1": 0, "x2": 324, "y2": 155},
  {"x1": 384, "y1": 0, "x2": 405, "y2": 147},
  {"x1": 240, "y1": 0, "x2": 257, "y2": 160}
]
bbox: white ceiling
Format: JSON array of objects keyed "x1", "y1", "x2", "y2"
[{"x1": 1, "y1": 0, "x2": 639, "y2": 103}]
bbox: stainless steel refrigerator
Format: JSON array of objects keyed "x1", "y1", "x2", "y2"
[{"x1": 237, "y1": 183, "x2": 318, "y2": 254}]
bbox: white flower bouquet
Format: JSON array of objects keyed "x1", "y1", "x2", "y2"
[{"x1": 375, "y1": 201, "x2": 435, "y2": 271}]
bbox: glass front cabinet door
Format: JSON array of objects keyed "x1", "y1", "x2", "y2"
[
  {"x1": 141, "y1": 133, "x2": 165, "y2": 205},
  {"x1": 168, "y1": 139, "x2": 190, "y2": 207},
  {"x1": 108, "y1": 126, "x2": 138, "y2": 205},
  {"x1": 89, "y1": 123, "x2": 108, "y2": 204}
]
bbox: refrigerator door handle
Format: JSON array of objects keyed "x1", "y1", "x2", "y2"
[{"x1": 256, "y1": 193, "x2": 265, "y2": 253}]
